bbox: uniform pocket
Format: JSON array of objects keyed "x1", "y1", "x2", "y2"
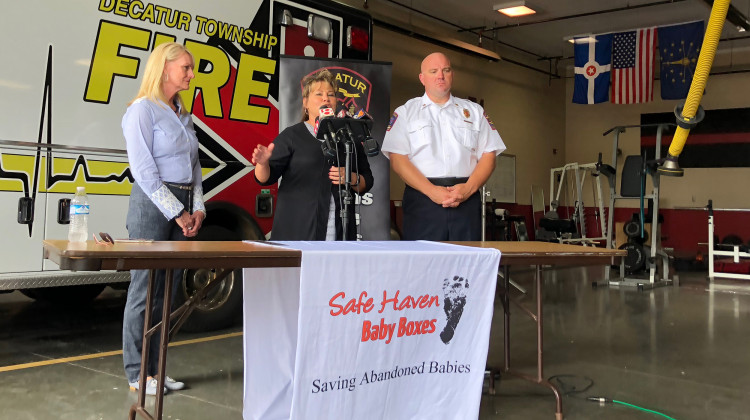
[
  {"x1": 407, "y1": 119, "x2": 432, "y2": 154},
  {"x1": 452, "y1": 120, "x2": 479, "y2": 153}
]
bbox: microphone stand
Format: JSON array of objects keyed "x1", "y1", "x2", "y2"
[
  {"x1": 338, "y1": 124, "x2": 356, "y2": 241},
  {"x1": 318, "y1": 116, "x2": 371, "y2": 241}
]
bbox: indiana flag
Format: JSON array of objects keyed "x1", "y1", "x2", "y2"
[
  {"x1": 573, "y1": 34, "x2": 613, "y2": 104},
  {"x1": 611, "y1": 27, "x2": 656, "y2": 104},
  {"x1": 658, "y1": 21, "x2": 704, "y2": 100}
]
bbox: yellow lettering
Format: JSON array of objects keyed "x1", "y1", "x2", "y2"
[
  {"x1": 153, "y1": 33, "x2": 176, "y2": 50},
  {"x1": 357, "y1": 81, "x2": 366, "y2": 93},
  {"x1": 114, "y1": 0, "x2": 129, "y2": 16},
  {"x1": 84, "y1": 21, "x2": 150, "y2": 103},
  {"x1": 99, "y1": 0, "x2": 115, "y2": 13},
  {"x1": 164, "y1": 8, "x2": 179, "y2": 28},
  {"x1": 231, "y1": 25, "x2": 242, "y2": 43},
  {"x1": 128, "y1": 0, "x2": 143, "y2": 19},
  {"x1": 177, "y1": 12, "x2": 191, "y2": 31},
  {"x1": 140, "y1": 3, "x2": 155, "y2": 23},
  {"x1": 242, "y1": 28, "x2": 254, "y2": 45},
  {"x1": 154, "y1": 5, "x2": 169, "y2": 25},
  {"x1": 195, "y1": 15, "x2": 207, "y2": 34},
  {"x1": 268, "y1": 35, "x2": 278, "y2": 49},
  {"x1": 217, "y1": 21, "x2": 232, "y2": 40},
  {"x1": 204, "y1": 19, "x2": 217, "y2": 36},
  {"x1": 252, "y1": 31, "x2": 264, "y2": 48},
  {"x1": 180, "y1": 40, "x2": 231, "y2": 117},
  {"x1": 230, "y1": 54, "x2": 276, "y2": 123}
]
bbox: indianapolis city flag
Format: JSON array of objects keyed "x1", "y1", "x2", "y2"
[
  {"x1": 611, "y1": 27, "x2": 656, "y2": 104},
  {"x1": 573, "y1": 34, "x2": 613, "y2": 104},
  {"x1": 658, "y1": 21, "x2": 704, "y2": 100}
]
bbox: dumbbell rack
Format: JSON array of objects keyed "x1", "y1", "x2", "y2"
[{"x1": 597, "y1": 123, "x2": 674, "y2": 290}]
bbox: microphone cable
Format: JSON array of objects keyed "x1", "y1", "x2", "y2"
[
  {"x1": 585, "y1": 397, "x2": 677, "y2": 419},
  {"x1": 549, "y1": 374, "x2": 677, "y2": 419}
]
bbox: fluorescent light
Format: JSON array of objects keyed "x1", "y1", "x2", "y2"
[
  {"x1": 567, "y1": 36, "x2": 596, "y2": 44},
  {"x1": 494, "y1": 1, "x2": 536, "y2": 17}
]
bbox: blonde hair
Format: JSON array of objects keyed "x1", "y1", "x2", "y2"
[
  {"x1": 128, "y1": 42, "x2": 193, "y2": 114},
  {"x1": 300, "y1": 69, "x2": 337, "y2": 121}
]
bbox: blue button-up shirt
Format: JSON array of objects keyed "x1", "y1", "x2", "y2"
[{"x1": 122, "y1": 97, "x2": 205, "y2": 219}]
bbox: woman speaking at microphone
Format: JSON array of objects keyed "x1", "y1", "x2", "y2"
[{"x1": 252, "y1": 69, "x2": 373, "y2": 240}]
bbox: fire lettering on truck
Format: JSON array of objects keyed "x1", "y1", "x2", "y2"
[
  {"x1": 99, "y1": 0, "x2": 191, "y2": 31},
  {"x1": 84, "y1": 21, "x2": 277, "y2": 123},
  {"x1": 97, "y1": 0, "x2": 277, "y2": 50}
]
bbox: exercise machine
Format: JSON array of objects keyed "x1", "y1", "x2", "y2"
[
  {"x1": 597, "y1": 123, "x2": 675, "y2": 289},
  {"x1": 540, "y1": 162, "x2": 608, "y2": 246}
]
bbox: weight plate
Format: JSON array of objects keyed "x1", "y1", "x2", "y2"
[
  {"x1": 623, "y1": 220, "x2": 640, "y2": 238},
  {"x1": 619, "y1": 242, "x2": 646, "y2": 274}
]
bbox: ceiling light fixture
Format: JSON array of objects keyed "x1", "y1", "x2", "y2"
[
  {"x1": 494, "y1": 1, "x2": 536, "y2": 17},
  {"x1": 565, "y1": 35, "x2": 596, "y2": 44}
]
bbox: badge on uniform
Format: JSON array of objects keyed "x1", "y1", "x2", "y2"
[
  {"x1": 387, "y1": 112, "x2": 398, "y2": 131},
  {"x1": 463, "y1": 108, "x2": 470, "y2": 118},
  {"x1": 483, "y1": 111, "x2": 496, "y2": 131}
]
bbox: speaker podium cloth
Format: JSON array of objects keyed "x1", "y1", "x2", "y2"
[{"x1": 242, "y1": 241, "x2": 501, "y2": 420}]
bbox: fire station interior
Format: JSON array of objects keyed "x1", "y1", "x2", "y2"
[{"x1": 4, "y1": 1, "x2": 750, "y2": 419}]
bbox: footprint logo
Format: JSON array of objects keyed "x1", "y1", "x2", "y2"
[{"x1": 440, "y1": 275, "x2": 469, "y2": 344}]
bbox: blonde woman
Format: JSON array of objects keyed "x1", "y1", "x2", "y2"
[{"x1": 121, "y1": 42, "x2": 205, "y2": 395}]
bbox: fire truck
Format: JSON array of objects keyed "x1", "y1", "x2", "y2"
[{"x1": 0, "y1": 0, "x2": 372, "y2": 330}]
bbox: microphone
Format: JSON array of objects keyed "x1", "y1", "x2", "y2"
[
  {"x1": 319, "y1": 104, "x2": 335, "y2": 119},
  {"x1": 353, "y1": 108, "x2": 380, "y2": 157},
  {"x1": 318, "y1": 105, "x2": 336, "y2": 158},
  {"x1": 353, "y1": 109, "x2": 370, "y2": 120}
]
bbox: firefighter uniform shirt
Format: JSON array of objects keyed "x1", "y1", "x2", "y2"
[{"x1": 382, "y1": 94, "x2": 506, "y2": 177}]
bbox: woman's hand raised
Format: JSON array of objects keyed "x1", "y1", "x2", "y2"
[{"x1": 251, "y1": 143, "x2": 275, "y2": 166}]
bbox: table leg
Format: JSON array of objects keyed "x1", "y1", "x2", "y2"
[
  {"x1": 532, "y1": 265, "x2": 563, "y2": 420},
  {"x1": 153, "y1": 268, "x2": 174, "y2": 420},
  {"x1": 130, "y1": 269, "x2": 157, "y2": 420},
  {"x1": 503, "y1": 265, "x2": 563, "y2": 420},
  {"x1": 128, "y1": 267, "x2": 234, "y2": 419},
  {"x1": 129, "y1": 268, "x2": 174, "y2": 420},
  {"x1": 503, "y1": 265, "x2": 510, "y2": 372}
]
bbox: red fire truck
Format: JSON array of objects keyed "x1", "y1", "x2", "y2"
[{"x1": 0, "y1": 0, "x2": 372, "y2": 330}]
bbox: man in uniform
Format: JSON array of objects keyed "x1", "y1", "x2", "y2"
[{"x1": 382, "y1": 52, "x2": 506, "y2": 241}]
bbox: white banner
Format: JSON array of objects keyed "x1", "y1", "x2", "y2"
[{"x1": 243, "y1": 241, "x2": 500, "y2": 420}]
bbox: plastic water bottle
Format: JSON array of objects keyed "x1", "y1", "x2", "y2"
[{"x1": 68, "y1": 186, "x2": 89, "y2": 243}]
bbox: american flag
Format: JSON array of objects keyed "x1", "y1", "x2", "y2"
[{"x1": 611, "y1": 28, "x2": 656, "y2": 104}]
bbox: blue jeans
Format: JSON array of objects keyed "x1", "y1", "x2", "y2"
[{"x1": 123, "y1": 182, "x2": 190, "y2": 383}]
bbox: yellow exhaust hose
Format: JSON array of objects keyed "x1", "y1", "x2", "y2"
[{"x1": 662, "y1": 0, "x2": 730, "y2": 175}]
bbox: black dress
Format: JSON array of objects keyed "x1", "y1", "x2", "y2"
[{"x1": 256, "y1": 122, "x2": 374, "y2": 240}]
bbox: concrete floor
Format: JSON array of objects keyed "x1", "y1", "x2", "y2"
[{"x1": 1, "y1": 267, "x2": 749, "y2": 420}]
